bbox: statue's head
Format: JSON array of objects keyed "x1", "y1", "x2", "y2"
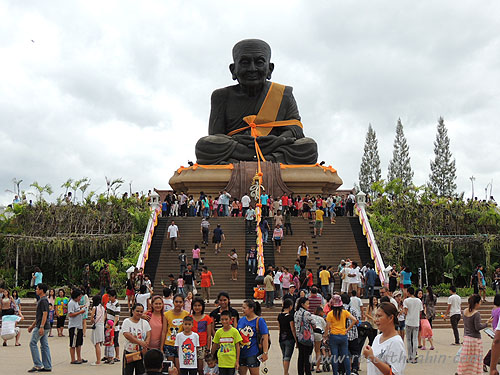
[{"x1": 230, "y1": 39, "x2": 274, "y2": 89}]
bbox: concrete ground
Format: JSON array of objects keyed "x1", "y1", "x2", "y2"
[{"x1": 1, "y1": 327, "x2": 495, "y2": 374}]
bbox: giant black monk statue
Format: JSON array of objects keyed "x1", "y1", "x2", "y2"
[{"x1": 195, "y1": 39, "x2": 318, "y2": 165}]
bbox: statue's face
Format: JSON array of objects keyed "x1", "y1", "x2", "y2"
[{"x1": 230, "y1": 43, "x2": 274, "y2": 89}]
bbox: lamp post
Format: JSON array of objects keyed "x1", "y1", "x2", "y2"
[
  {"x1": 150, "y1": 191, "x2": 160, "y2": 211},
  {"x1": 356, "y1": 191, "x2": 366, "y2": 210}
]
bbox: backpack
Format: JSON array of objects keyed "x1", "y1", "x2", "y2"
[{"x1": 256, "y1": 317, "x2": 271, "y2": 353}]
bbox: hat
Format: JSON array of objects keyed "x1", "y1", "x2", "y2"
[
  {"x1": 330, "y1": 295, "x2": 343, "y2": 307},
  {"x1": 393, "y1": 290, "x2": 402, "y2": 297},
  {"x1": 107, "y1": 320, "x2": 114, "y2": 328}
]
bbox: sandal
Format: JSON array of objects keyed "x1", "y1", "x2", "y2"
[{"x1": 430, "y1": 346, "x2": 435, "y2": 350}]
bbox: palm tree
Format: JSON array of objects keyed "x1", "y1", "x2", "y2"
[
  {"x1": 30, "y1": 181, "x2": 53, "y2": 203},
  {"x1": 79, "y1": 179, "x2": 91, "y2": 201},
  {"x1": 5, "y1": 177, "x2": 23, "y2": 197},
  {"x1": 105, "y1": 176, "x2": 124, "y2": 198}
]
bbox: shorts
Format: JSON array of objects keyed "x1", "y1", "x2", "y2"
[
  {"x1": 274, "y1": 238, "x2": 282, "y2": 246},
  {"x1": 114, "y1": 330, "x2": 120, "y2": 347},
  {"x1": 104, "y1": 345, "x2": 114, "y2": 358},
  {"x1": 126, "y1": 289, "x2": 135, "y2": 297},
  {"x1": 164, "y1": 344, "x2": 179, "y2": 358},
  {"x1": 479, "y1": 285, "x2": 486, "y2": 290},
  {"x1": 197, "y1": 346, "x2": 209, "y2": 360},
  {"x1": 239, "y1": 355, "x2": 260, "y2": 368},
  {"x1": 397, "y1": 320, "x2": 405, "y2": 330},
  {"x1": 1, "y1": 327, "x2": 19, "y2": 341},
  {"x1": 230, "y1": 263, "x2": 238, "y2": 270},
  {"x1": 279, "y1": 339, "x2": 295, "y2": 361},
  {"x1": 69, "y1": 327, "x2": 84, "y2": 347},
  {"x1": 315, "y1": 220, "x2": 323, "y2": 229},
  {"x1": 56, "y1": 315, "x2": 66, "y2": 328}
]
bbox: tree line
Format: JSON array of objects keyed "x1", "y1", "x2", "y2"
[{"x1": 359, "y1": 117, "x2": 457, "y2": 198}]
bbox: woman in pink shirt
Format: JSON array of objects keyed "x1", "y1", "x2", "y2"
[
  {"x1": 144, "y1": 295, "x2": 167, "y2": 350},
  {"x1": 280, "y1": 267, "x2": 292, "y2": 295},
  {"x1": 192, "y1": 244, "x2": 201, "y2": 271}
]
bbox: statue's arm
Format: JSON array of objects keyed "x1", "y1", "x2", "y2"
[
  {"x1": 208, "y1": 89, "x2": 228, "y2": 135},
  {"x1": 283, "y1": 89, "x2": 301, "y2": 121},
  {"x1": 282, "y1": 89, "x2": 305, "y2": 139}
]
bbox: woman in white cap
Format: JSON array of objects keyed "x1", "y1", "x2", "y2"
[{"x1": 325, "y1": 294, "x2": 358, "y2": 375}]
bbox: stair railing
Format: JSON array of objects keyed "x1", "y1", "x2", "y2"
[
  {"x1": 355, "y1": 203, "x2": 386, "y2": 285},
  {"x1": 136, "y1": 206, "x2": 161, "y2": 270}
]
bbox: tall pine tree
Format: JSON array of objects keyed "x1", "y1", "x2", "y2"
[
  {"x1": 387, "y1": 118, "x2": 414, "y2": 188},
  {"x1": 429, "y1": 117, "x2": 457, "y2": 196},
  {"x1": 359, "y1": 124, "x2": 381, "y2": 196}
]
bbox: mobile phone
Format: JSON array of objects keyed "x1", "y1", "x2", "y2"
[{"x1": 162, "y1": 360, "x2": 173, "y2": 374}]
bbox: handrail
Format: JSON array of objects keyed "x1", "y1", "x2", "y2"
[
  {"x1": 355, "y1": 204, "x2": 386, "y2": 285},
  {"x1": 136, "y1": 206, "x2": 161, "y2": 270}
]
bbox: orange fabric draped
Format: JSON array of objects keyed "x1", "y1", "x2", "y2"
[
  {"x1": 176, "y1": 163, "x2": 234, "y2": 174},
  {"x1": 279, "y1": 163, "x2": 337, "y2": 173}
]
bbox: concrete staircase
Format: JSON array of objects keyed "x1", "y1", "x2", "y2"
[
  {"x1": 146, "y1": 217, "x2": 247, "y2": 299},
  {"x1": 146, "y1": 216, "x2": 372, "y2": 298}
]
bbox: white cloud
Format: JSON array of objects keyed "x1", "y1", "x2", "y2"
[{"x1": 1, "y1": 0, "x2": 500, "y2": 205}]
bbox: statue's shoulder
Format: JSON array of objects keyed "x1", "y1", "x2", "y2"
[
  {"x1": 210, "y1": 85, "x2": 239, "y2": 100},
  {"x1": 282, "y1": 84, "x2": 294, "y2": 98}
]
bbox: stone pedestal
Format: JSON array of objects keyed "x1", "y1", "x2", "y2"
[{"x1": 169, "y1": 162, "x2": 343, "y2": 197}]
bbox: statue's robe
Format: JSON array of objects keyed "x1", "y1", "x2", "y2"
[{"x1": 195, "y1": 81, "x2": 318, "y2": 165}]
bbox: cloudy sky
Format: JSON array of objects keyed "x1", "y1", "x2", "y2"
[{"x1": 1, "y1": 0, "x2": 499, "y2": 205}]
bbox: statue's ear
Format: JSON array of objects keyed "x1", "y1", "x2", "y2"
[
  {"x1": 229, "y1": 63, "x2": 237, "y2": 80},
  {"x1": 267, "y1": 63, "x2": 274, "y2": 80}
]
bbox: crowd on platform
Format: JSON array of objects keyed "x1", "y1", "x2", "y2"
[{"x1": 160, "y1": 191, "x2": 358, "y2": 219}]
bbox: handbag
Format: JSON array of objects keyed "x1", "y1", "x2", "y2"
[
  {"x1": 125, "y1": 351, "x2": 142, "y2": 363},
  {"x1": 30, "y1": 275, "x2": 35, "y2": 287}
]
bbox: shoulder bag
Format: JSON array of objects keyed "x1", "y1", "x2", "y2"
[{"x1": 255, "y1": 317, "x2": 271, "y2": 353}]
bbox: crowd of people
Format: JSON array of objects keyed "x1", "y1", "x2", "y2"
[
  {"x1": 160, "y1": 190, "x2": 358, "y2": 219},
  {"x1": 1, "y1": 264, "x2": 500, "y2": 374}
]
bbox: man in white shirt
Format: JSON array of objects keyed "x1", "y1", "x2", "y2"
[
  {"x1": 106, "y1": 289, "x2": 121, "y2": 361},
  {"x1": 218, "y1": 191, "x2": 231, "y2": 217},
  {"x1": 241, "y1": 194, "x2": 251, "y2": 217},
  {"x1": 179, "y1": 192, "x2": 188, "y2": 216},
  {"x1": 445, "y1": 285, "x2": 462, "y2": 345},
  {"x1": 349, "y1": 290, "x2": 364, "y2": 319},
  {"x1": 273, "y1": 268, "x2": 283, "y2": 299},
  {"x1": 167, "y1": 220, "x2": 179, "y2": 251},
  {"x1": 347, "y1": 262, "x2": 360, "y2": 294},
  {"x1": 245, "y1": 207, "x2": 256, "y2": 234},
  {"x1": 403, "y1": 287, "x2": 423, "y2": 363},
  {"x1": 340, "y1": 263, "x2": 350, "y2": 293}
]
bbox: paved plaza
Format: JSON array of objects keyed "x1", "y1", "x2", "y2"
[{"x1": 1, "y1": 327, "x2": 495, "y2": 374}]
